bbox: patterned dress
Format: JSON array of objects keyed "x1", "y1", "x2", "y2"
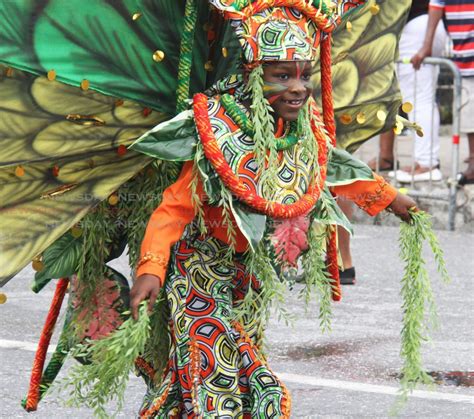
[{"x1": 136, "y1": 96, "x2": 396, "y2": 418}]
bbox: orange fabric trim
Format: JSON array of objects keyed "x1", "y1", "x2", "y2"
[
  {"x1": 320, "y1": 35, "x2": 336, "y2": 146},
  {"x1": 135, "y1": 357, "x2": 156, "y2": 381},
  {"x1": 139, "y1": 383, "x2": 172, "y2": 418},
  {"x1": 188, "y1": 338, "x2": 203, "y2": 418},
  {"x1": 326, "y1": 227, "x2": 341, "y2": 302},
  {"x1": 332, "y1": 174, "x2": 397, "y2": 216},
  {"x1": 279, "y1": 379, "x2": 292, "y2": 419}
]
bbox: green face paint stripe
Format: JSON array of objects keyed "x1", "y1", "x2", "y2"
[
  {"x1": 262, "y1": 80, "x2": 287, "y2": 95},
  {"x1": 263, "y1": 80, "x2": 288, "y2": 104}
]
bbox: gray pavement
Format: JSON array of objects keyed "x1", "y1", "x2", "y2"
[{"x1": 0, "y1": 224, "x2": 473, "y2": 418}]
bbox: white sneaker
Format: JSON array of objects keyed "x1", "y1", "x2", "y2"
[{"x1": 388, "y1": 168, "x2": 443, "y2": 183}]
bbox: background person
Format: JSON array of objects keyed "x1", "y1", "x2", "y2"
[
  {"x1": 368, "y1": 0, "x2": 447, "y2": 183},
  {"x1": 338, "y1": 1, "x2": 445, "y2": 285},
  {"x1": 411, "y1": 0, "x2": 474, "y2": 185}
]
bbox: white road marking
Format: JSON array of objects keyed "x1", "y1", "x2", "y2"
[
  {"x1": 278, "y1": 372, "x2": 474, "y2": 404},
  {"x1": 0, "y1": 338, "x2": 56, "y2": 354},
  {"x1": 1, "y1": 339, "x2": 472, "y2": 404}
]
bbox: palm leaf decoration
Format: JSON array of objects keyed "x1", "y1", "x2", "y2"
[
  {"x1": 0, "y1": 64, "x2": 163, "y2": 284},
  {"x1": 0, "y1": 0, "x2": 240, "y2": 285},
  {"x1": 0, "y1": 0, "x2": 214, "y2": 112},
  {"x1": 313, "y1": 0, "x2": 411, "y2": 152}
]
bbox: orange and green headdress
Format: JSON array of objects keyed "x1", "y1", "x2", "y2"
[
  {"x1": 210, "y1": 1, "x2": 340, "y2": 146},
  {"x1": 210, "y1": 0, "x2": 340, "y2": 67},
  {"x1": 209, "y1": 1, "x2": 341, "y2": 186}
]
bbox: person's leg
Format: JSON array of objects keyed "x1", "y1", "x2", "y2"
[
  {"x1": 368, "y1": 15, "x2": 428, "y2": 172},
  {"x1": 399, "y1": 25, "x2": 439, "y2": 170},
  {"x1": 337, "y1": 197, "x2": 356, "y2": 285},
  {"x1": 410, "y1": 67, "x2": 441, "y2": 171},
  {"x1": 459, "y1": 133, "x2": 474, "y2": 184},
  {"x1": 368, "y1": 130, "x2": 396, "y2": 171},
  {"x1": 379, "y1": 131, "x2": 396, "y2": 163},
  {"x1": 389, "y1": 54, "x2": 442, "y2": 181},
  {"x1": 411, "y1": 12, "x2": 446, "y2": 171},
  {"x1": 390, "y1": 14, "x2": 444, "y2": 180},
  {"x1": 337, "y1": 199, "x2": 353, "y2": 269},
  {"x1": 459, "y1": 76, "x2": 474, "y2": 184}
]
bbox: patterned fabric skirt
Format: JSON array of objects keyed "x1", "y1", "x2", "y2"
[{"x1": 138, "y1": 229, "x2": 291, "y2": 418}]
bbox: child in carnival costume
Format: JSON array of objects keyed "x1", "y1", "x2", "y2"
[{"x1": 129, "y1": 1, "x2": 417, "y2": 417}]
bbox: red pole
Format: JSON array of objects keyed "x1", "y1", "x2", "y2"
[{"x1": 24, "y1": 278, "x2": 69, "y2": 412}]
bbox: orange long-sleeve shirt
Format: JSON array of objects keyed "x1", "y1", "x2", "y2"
[{"x1": 136, "y1": 161, "x2": 397, "y2": 284}]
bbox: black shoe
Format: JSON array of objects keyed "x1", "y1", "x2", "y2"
[
  {"x1": 339, "y1": 267, "x2": 356, "y2": 285},
  {"x1": 457, "y1": 173, "x2": 474, "y2": 186}
]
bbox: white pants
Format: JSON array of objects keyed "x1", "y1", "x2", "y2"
[
  {"x1": 396, "y1": 15, "x2": 447, "y2": 168},
  {"x1": 461, "y1": 76, "x2": 474, "y2": 134}
]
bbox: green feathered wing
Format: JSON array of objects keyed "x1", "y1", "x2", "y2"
[
  {"x1": 0, "y1": 0, "x2": 212, "y2": 112},
  {"x1": 313, "y1": 0, "x2": 410, "y2": 152},
  {"x1": 0, "y1": 64, "x2": 164, "y2": 285},
  {"x1": 0, "y1": 0, "x2": 240, "y2": 285},
  {"x1": 0, "y1": 0, "x2": 241, "y2": 406}
]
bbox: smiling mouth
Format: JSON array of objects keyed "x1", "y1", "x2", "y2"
[{"x1": 283, "y1": 98, "x2": 306, "y2": 107}]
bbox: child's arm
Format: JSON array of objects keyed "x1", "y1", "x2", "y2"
[
  {"x1": 331, "y1": 174, "x2": 417, "y2": 221},
  {"x1": 130, "y1": 161, "x2": 198, "y2": 318}
]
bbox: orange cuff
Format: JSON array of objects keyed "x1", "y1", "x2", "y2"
[
  {"x1": 332, "y1": 174, "x2": 397, "y2": 216},
  {"x1": 136, "y1": 252, "x2": 168, "y2": 285}
]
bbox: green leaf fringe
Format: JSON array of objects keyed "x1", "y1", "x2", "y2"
[
  {"x1": 238, "y1": 240, "x2": 294, "y2": 343},
  {"x1": 58, "y1": 303, "x2": 151, "y2": 418},
  {"x1": 140, "y1": 293, "x2": 170, "y2": 387},
  {"x1": 397, "y1": 210, "x2": 451, "y2": 404},
  {"x1": 247, "y1": 66, "x2": 278, "y2": 199},
  {"x1": 301, "y1": 224, "x2": 334, "y2": 333},
  {"x1": 297, "y1": 102, "x2": 320, "y2": 185},
  {"x1": 76, "y1": 201, "x2": 113, "y2": 320},
  {"x1": 191, "y1": 143, "x2": 209, "y2": 235}
]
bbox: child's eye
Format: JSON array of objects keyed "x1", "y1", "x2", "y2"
[
  {"x1": 302, "y1": 74, "x2": 311, "y2": 81},
  {"x1": 276, "y1": 74, "x2": 289, "y2": 81}
]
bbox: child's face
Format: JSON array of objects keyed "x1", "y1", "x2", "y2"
[{"x1": 262, "y1": 61, "x2": 313, "y2": 122}]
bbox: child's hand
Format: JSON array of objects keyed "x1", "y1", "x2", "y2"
[
  {"x1": 387, "y1": 192, "x2": 418, "y2": 222},
  {"x1": 130, "y1": 274, "x2": 161, "y2": 320}
]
